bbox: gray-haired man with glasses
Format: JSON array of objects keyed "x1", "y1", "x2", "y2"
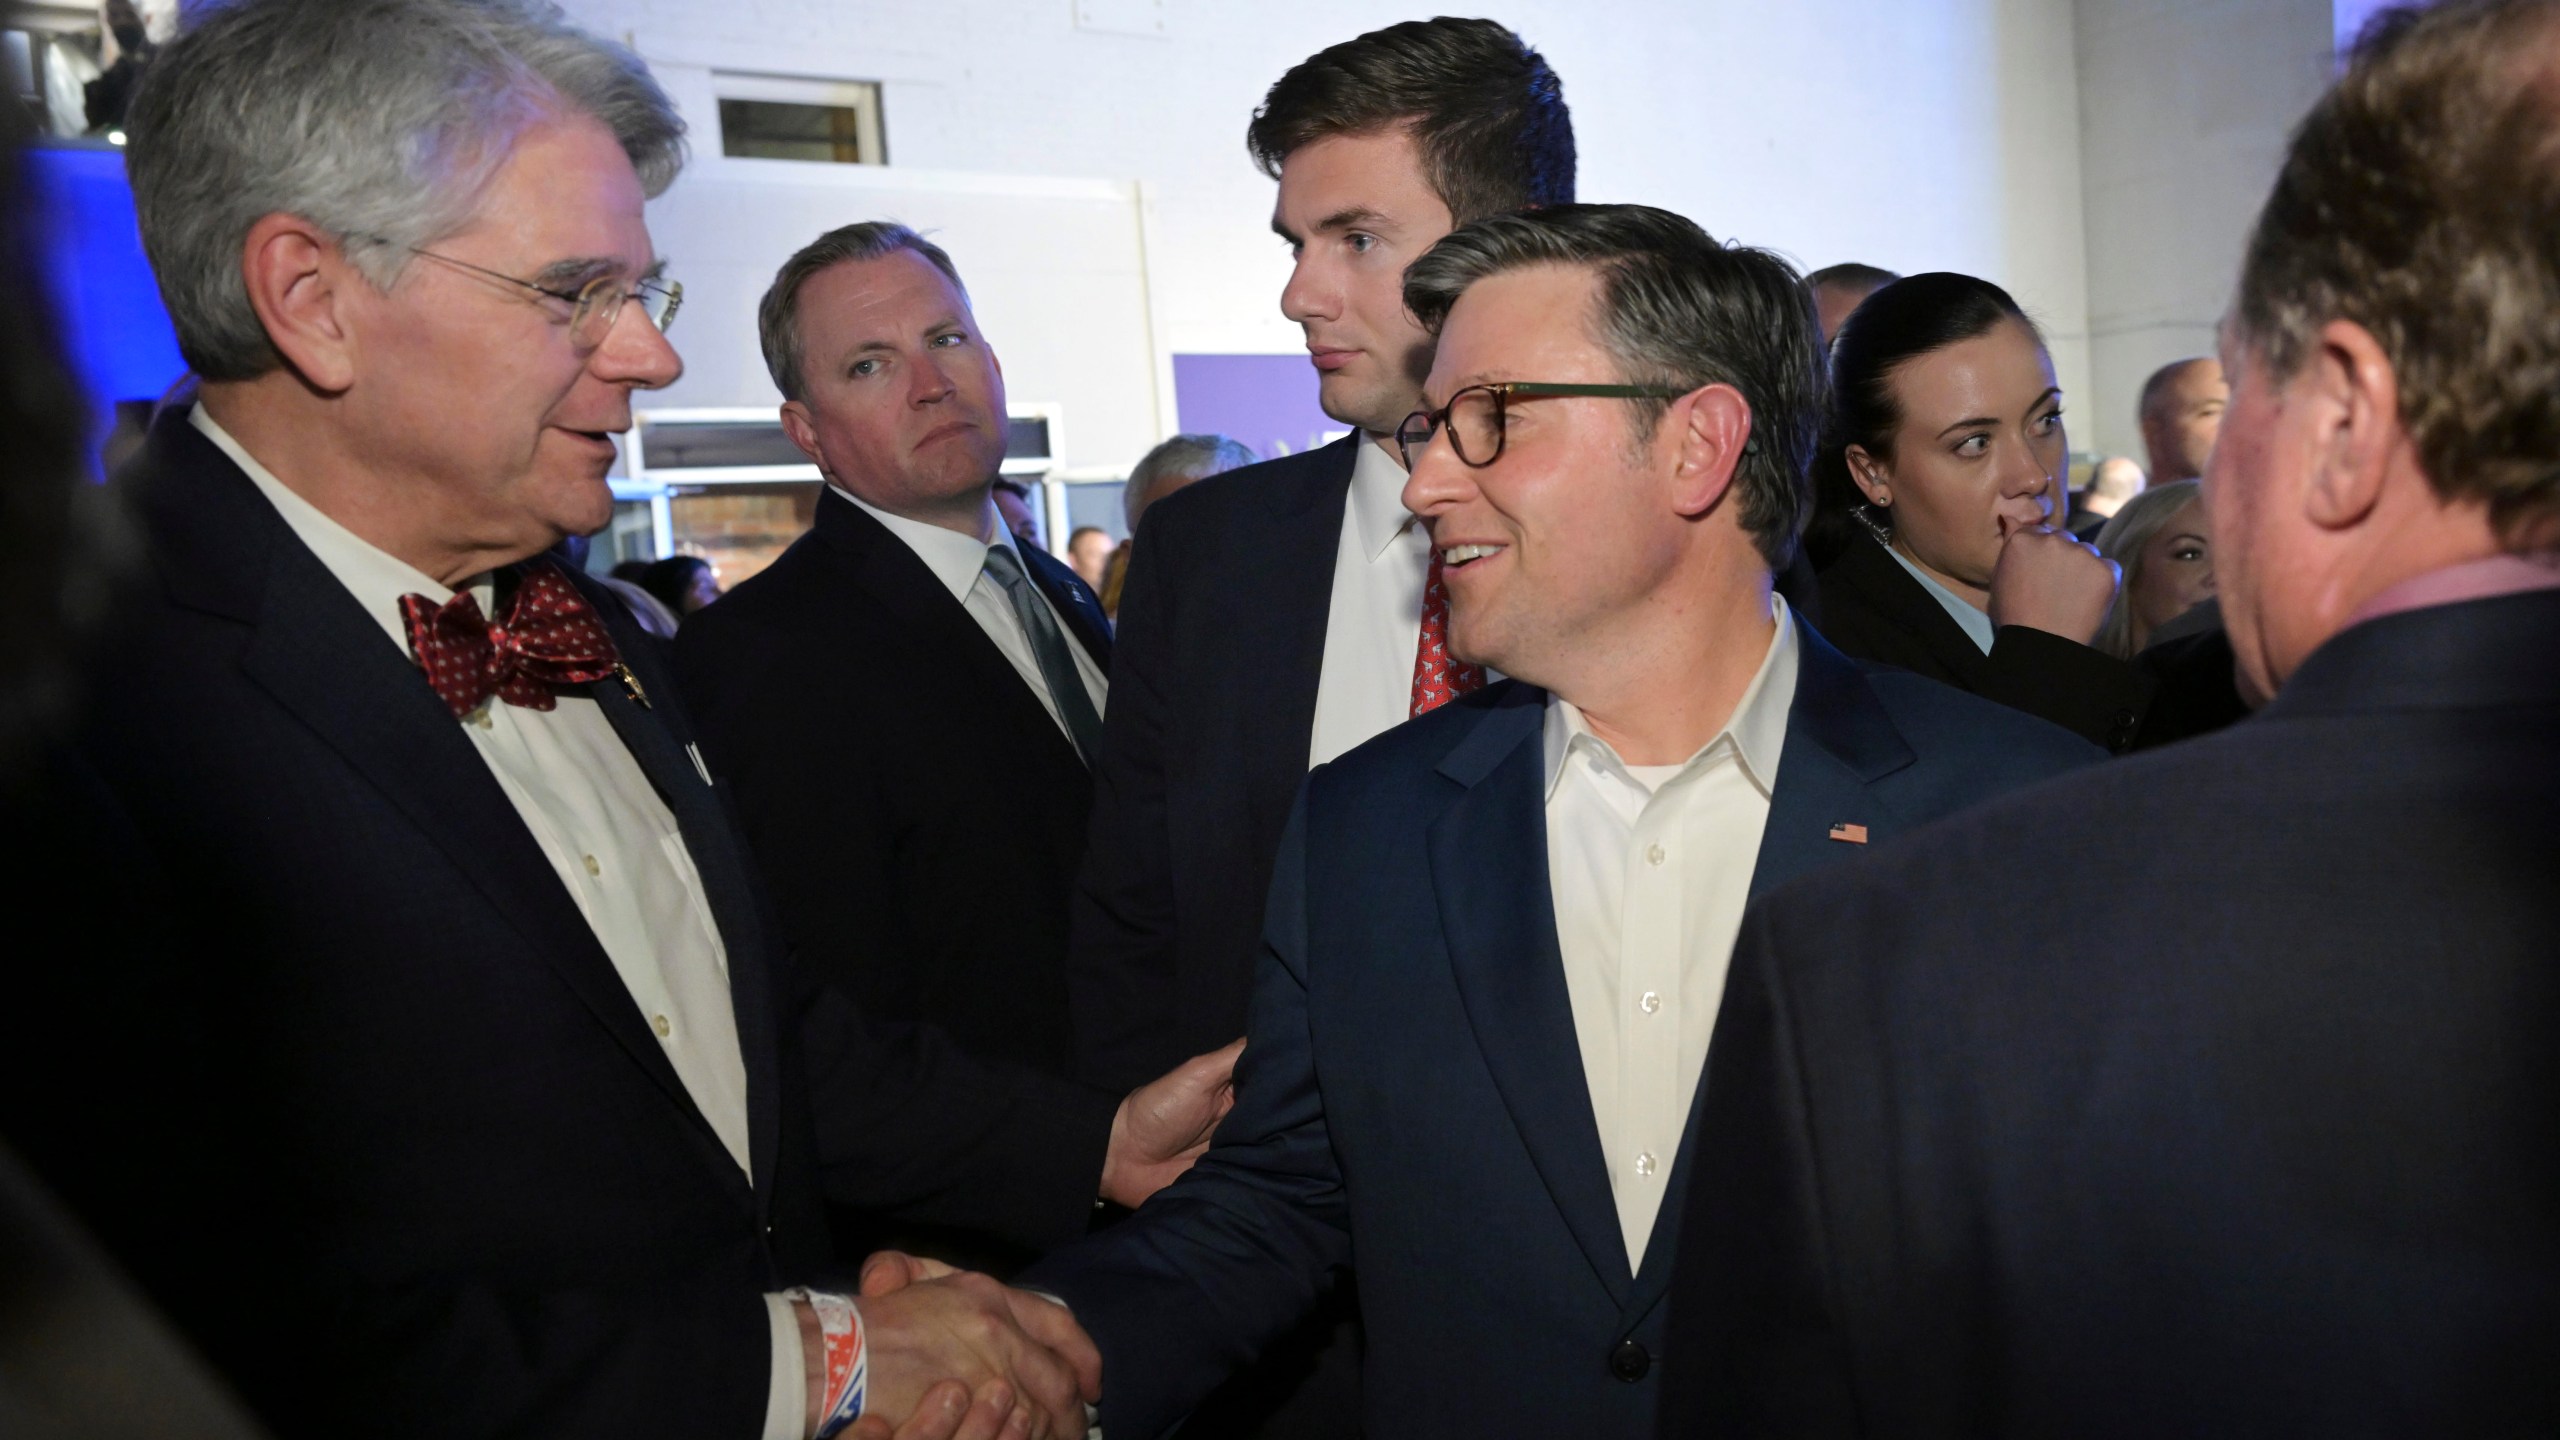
[
  {"x1": 27, "y1": 2, "x2": 1192, "y2": 1438},
  {"x1": 969, "y1": 204, "x2": 2101, "y2": 1439}
]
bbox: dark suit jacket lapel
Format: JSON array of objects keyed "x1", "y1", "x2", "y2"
[
  {"x1": 1832, "y1": 534, "x2": 1994, "y2": 689},
  {"x1": 1630, "y1": 617, "x2": 1919, "y2": 1313},
  {"x1": 1244, "y1": 433, "x2": 1362, "y2": 818},
  {"x1": 1021, "y1": 543, "x2": 1113, "y2": 672},
  {"x1": 1426, "y1": 686, "x2": 1634, "y2": 1305},
  {"x1": 574, "y1": 609, "x2": 784, "y2": 1209}
]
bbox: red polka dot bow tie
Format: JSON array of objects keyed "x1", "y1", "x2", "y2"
[{"x1": 398, "y1": 558, "x2": 623, "y2": 719}]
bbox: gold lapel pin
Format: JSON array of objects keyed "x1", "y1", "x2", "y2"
[{"x1": 616, "y1": 663, "x2": 652, "y2": 710}]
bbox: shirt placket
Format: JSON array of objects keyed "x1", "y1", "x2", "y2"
[{"x1": 1618, "y1": 777, "x2": 1683, "y2": 1257}]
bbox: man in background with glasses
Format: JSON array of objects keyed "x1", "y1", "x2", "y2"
[
  {"x1": 976, "y1": 204, "x2": 2100, "y2": 1438},
  {"x1": 9, "y1": 2, "x2": 1191, "y2": 1438}
]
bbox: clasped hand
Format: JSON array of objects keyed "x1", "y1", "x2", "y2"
[{"x1": 839, "y1": 1252, "x2": 1096, "y2": 1440}]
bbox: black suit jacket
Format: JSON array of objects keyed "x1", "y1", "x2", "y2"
[
  {"x1": 1028, "y1": 622, "x2": 2101, "y2": 1440},
  {"x1": 1816, "y1": 532, "x2": 2153, "y2": 751},
  {"x1": 1661, "y1": 589, "x2": 2560, "y2": 1437},
  {"x1": 1067, "y1": 433, "x2": 1360, "y2": 1092},
  {"x1": 7, "y1": 410, "x2": 1111, "y2": 1438},
  {"x1": 674, "y1": 493, "x2": 1112, "y2": 1079}
]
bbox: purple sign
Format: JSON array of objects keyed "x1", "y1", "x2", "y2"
[{"x1": 1171, "y1": 353, "x2": 1351, "y2": 463}]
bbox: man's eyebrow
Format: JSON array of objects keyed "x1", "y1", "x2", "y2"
[
  {"x1": 531, "y1": 255, "x2": 659, "y2": 290},
  {"x1": 841, "y1": 314, "x2": 968, "y2": 357},
  {"x1": 1313, "y1": 206, "x2": 1389, "y2": 234}
]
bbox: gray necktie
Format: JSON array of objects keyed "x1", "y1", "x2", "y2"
[{"x1": 981, "y1": 544, "x2": 1104, "y2": 766}]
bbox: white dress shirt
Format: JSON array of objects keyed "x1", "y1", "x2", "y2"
[
  {"x1": 1542, "y1": 599, "x2": 1800, "y2": 1273},
  {"x1": 193, "y1": 407, "x2": 811, "y2": 1440},
  {"x1": 1307, "y1": 437, "x2": 1433, "y2": 767},
  {"x1": 831, "y1": 486, "x2": 1107, "y2": 737}
]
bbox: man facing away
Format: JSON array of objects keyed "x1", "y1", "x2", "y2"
[
  {"x1": 917, "y1": 204, "x2": 2098, "y2": 1440},
  {"x1": 0, "y1": 4, "x2": 1227, "y2": 1437},
  {"x1": 1661, "y1": 2, "x2": 2560, "y2": 1432}
]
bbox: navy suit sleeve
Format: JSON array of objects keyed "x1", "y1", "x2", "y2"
[
  {"x1": 1065, "y1": 512, "x2": 1189, "y2": 1091},
  {"x1": 1027, "y1": 794, "x2": 1350, "y2": 1439}
]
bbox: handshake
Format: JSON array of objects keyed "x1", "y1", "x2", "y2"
[{"x1": 815, "y1": 1038, "x2": 1245, "y2": 1440}]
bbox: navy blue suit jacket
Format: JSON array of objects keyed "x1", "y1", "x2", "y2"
[
  {"x1": 5, "y1": 410, "x2": 1114, "y2": 1438},
  {"x1": 1660, "y1": 589, "x2": 2560, "y2": 1438},
  {"x1": 1026, "y1": 616, "x2": 2100, "y2": 1438}
]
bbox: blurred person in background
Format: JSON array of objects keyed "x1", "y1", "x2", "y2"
[
  {"x1": 1065, "y1": 525, "x2": 1112, "y2": 589},
  {"x1": 1805, "y1": 261, "x2": 1897, "y2": 349},
  {"x1": 2138, "y1": 355, "x2": 2229, "y2": 483},
  {"x1": 640, "y1": 551, "x2": 721, "y2": 618},
  {"x1": 2093, "y1": 478, "x2": 2213, "y2": 657},
  {"x1": 2068, "y1": 453, "x2": 2145, "y2": 539},
  {"x1": 553, "y1": 530, "x2": 679, "y2": 637},
  {"x1": 1806, "y1": 272, "x2": 2155, "y2": 751},
  {"x1": 1665, "y1": 4, "x2": 2560, "y2": 1430},
  {"x1": 1100, "y1": 431, "x2": 1256, "y2": 616},
  {"x1": 992, "y1": 476, "x2": 1043, "y2": 551}
]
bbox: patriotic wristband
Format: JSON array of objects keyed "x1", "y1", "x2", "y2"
[{"x1": 786, "y1": 1288, "x2": 867, "y2": 1439}]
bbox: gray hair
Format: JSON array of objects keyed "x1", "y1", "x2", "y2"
[
  {"x1": 125, "y1": 0, "x2": 684, "y2": 382},
  {"x1": 1403, "y1": 203, "x2": 1826, "y2": 570},
  {"x1": 2093, "y1": 478, "x2": 2204, "y2": 658},
  {"x1": 1124, "y1": 433, "x2": 1257, "y2": 530},
  {"x1": 758, "y1": 221, "x2": 969, "y2": 402}
]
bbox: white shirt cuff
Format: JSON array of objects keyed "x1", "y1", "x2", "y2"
[{"x1": 761, "y1": 1291, "x2": 808, "y2": 1440}]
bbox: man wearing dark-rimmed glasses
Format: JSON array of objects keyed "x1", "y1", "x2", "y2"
[{"x1": 1007, "y1": 204, "x2": 2101, "y2": 1438}]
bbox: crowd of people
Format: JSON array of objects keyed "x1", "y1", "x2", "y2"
[{"x1": 1, "y1": 0, "x2": 2554, "y2": 1438}]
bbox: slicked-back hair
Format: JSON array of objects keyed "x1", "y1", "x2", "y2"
[
  {"x1": 758, "y1": 222, "x2": 969, "y2": 402},
  {"x1": 2233, "y1": 0, "x2": 2560, "y2": 547},
  {"x1": 124, "y1": 0, "x2": 684, "y2": 381},
  {"x1": 1804, "y1": 272, "x2": 2039, "y2": 566},
  {"x1": 1402, "y1": 204, "x2": 1824, "y2": 570},
  {"x1": 1247, "y1": 17, "x2": 1574, "y2": 226}
]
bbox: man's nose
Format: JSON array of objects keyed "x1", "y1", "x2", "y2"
[
  {"x1": 1280, "y1": 255, "x2": 1337, "y2": 325},
  {"x1": 1400, "y1": 427, "x2": 1476, "y2": 521},
  {"x1": 595, "y1": 300, "x2": 683, "y2": 390}
]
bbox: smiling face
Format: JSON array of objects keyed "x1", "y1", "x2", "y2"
[
  {"x1": 1273, "y1": 127, "x2": 1456, "y2": 438},
  {"x1": 1849, "y1": 318, "x2": 2066, "y2": 595},
  {"x1": 779, "y1": 248, "x2": 1008, "y2": 535},
  {"x1": 1399, "y1": 263, "x2": 1690, "y2": 687},
  {"x1": 336, "y1": 113, "x2": 680, "y2": 565}
]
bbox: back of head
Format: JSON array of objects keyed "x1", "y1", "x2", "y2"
[
  {"x1": 2088, "y1": 455, "x2": 2147, "y2": 507},
  {"x1": 1247, "y1": 17, "x2": 1574, "y2": 225},
  {"x1": 1123, "y1": 433, "x2": 1257, "y2": 531},
  {"x1": 124, "y1": 0, "x2": 684, "y2": 382},
  {"x1": 1403, "y1": 203, "x2": 1826, "y2": 569},
  {"x1": 1806, "y1": 271, "x2": 2036, "y2": 566},
  {"x1": 2232, "y1": 0, "x2": 2560, "y2": 550}
]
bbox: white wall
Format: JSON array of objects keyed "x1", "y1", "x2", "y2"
[
  {"x1": 2071, "y1": 0, "x2": 2333, "y2": 461},
  {"x1": 557, "y1": 0, "x2": 2326, "y2": 477}
]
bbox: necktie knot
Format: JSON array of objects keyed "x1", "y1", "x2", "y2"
[{"x1": 400, "y1": 558, "x2": 623, "y2": 719}]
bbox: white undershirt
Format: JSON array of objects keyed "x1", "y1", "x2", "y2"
[
  {"x1": 1542, "y1": 598, "x2": 1799, "y2": 1272},
  {"x1": 830, "y1": 487, "x2": 1107, "y2": 738},
  {"x1": 193, "y1": 406, "x2": 810, "y2": 1440},
  {"x1": 1306, "y1": 437, "x2": 1433, "y2": 767}
]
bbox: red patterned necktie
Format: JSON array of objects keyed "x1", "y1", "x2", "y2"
[
  {"x1": 1409, "y1": 551, "x2": 1488, "y2": 717},
  {"x1": 399, "y1": 558, "x2": 622, "y2": 719}
]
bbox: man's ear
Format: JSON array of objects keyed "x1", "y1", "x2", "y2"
[
  {"x1": 2301, "y1": 318, "x2": 2400, "y2": 533},
  {"x1": 1669, "y1": 382, "x2": 1753, "y2": 519},
  {"x1": 778, "y1": 400, "x2": 832, "y2": 480},
  {"x1": 239, "y1": 213, "x2": 360, "y2": 394}
]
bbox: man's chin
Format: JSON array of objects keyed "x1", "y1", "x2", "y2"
[{"x1": 1315, "y1": 373, "x2": 1407, "y2": 438}]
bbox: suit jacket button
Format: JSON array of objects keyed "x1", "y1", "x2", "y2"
[{"x1": 1610, "y1": 1339, "x2": 1650, "y2": 1382}]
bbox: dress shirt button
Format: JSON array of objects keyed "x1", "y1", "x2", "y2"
[
  {"x1": 582, "y1": 854, "x2": 600, "y2": 877},
  {"x1": 1609, "y1": 1339, "x2": 1651, "y2": 1382},
  {"x1": 1645, "y1": 842, "x2": 1666, "y2": 867},
  {"x1": 1634, "y1": 1151, "x2": 1657, "y2": 1177},
  {"x1": 1639, "y1": 990, "x2": 1662, "y2": 1015},
  {"x1": 472, "y1": 708, "x2": 493, "y2": 731},
  {"x1": 650, "y1": 1013, "x2": 671, "y2": 1039}
]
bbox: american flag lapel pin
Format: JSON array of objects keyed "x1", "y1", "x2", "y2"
[{"x1": 1828, "y1": 822, "x2": 1869, "y2": 845}]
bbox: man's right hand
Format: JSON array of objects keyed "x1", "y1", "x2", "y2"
[
  {"x1": 851, "y1": 1268, "x2": 1101, "y2": 1440},
  {"x1": 1988, "y1": 521, "x2": 2120, "y2": 645}
]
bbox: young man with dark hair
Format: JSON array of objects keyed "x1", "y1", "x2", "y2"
[{"x1": 1663, "y1": 2, "x2": 2560, "y2": 1432}]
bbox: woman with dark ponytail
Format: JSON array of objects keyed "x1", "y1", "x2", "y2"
[{"x1": 1809, "y1": 273, "x2": 2154, "y2": 751}]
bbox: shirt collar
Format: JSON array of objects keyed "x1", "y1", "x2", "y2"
[
  {"x1": 1880, "y1": 539, "x2": 1995, "y2": 654},
  {"x1": 1348, "y1": 435, "x2": 1420, "y2": 561},
  {"x1": 189, "y1": 403, "x2": 478, "y2": 655},
  {"x1": 829, "y1": 483, "x2": 1011, "y2": 606},
  {"x1": 2347, "y1": 551, "x2": 2560, "y2": 628},
  {"x1": 1540, "y1": 594, "x2": 1800, "y2": 803}
]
